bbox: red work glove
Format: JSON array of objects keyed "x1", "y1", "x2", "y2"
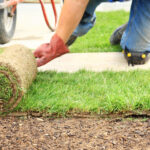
[{"x1": 34, "y1": 34, "x2": 69, "y2": 67}]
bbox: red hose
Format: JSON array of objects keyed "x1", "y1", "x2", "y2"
[
  {"x1": 50, "y1": 0, "x2": 57, "y2": 26},
  {"x1": 5, "y1": 0, "x2": 57, "y2": 32},
  {"x1": 39, "y1": 0, "x2": 57, "y2": 32}
]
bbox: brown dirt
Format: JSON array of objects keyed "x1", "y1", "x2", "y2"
[{"x1": 0, "y1": 117, "x2": 149, "y2": 150}]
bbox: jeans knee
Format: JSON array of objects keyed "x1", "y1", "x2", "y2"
[
  {"x1": 73, "y1": 13, "x2": 96, "y2": 37},
  {"x1": 73, "y1": 21, "x2": 96, "y2": 37}
]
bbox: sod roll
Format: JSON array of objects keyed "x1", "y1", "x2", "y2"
[{"x1": 0, "y1": 45, "x2": 37, "y2": 112}]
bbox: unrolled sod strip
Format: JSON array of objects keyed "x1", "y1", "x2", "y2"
[{"x1": 0, "y1": 45, "x2": 37, "y2": 112}]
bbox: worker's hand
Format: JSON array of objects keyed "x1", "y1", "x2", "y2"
[{"x1": 34, "y1": 34, "x2": 69, "y2": 67}]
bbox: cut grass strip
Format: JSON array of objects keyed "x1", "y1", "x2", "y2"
[
  {"x1": 0, "y1": 45, "x2": 37, "y2": 113},
  {"x1": 0, "y1": 72, "x2": 13, "y2": 101},
  {"x1": 17, "y1": 70, "x2": 150, "y2": 115},
  {"x1": 70, "y1": 11, "x2": 129, "y2": 53}
]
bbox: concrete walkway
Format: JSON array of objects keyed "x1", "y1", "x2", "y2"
[
  {"x1": 2, "y1": 2, "x2": 149, "y2": 73},
  {"x1": 38, "y1": 52, "x2": 150, "y2": 73}
]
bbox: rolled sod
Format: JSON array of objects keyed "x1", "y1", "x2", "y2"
[{"x1": 0, "y1": 45, "x2": 37, "y2": 112}]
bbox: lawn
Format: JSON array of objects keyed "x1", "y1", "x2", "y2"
[
  {"x1": 1, "y1": 11, "x2": 150, "y2": 116},
  {"x1": 70, "y1": 11, "x2": 129, "y2": 53},
  {"x1": 16, "y1": 70, "x2": 150, "y2": 115}
]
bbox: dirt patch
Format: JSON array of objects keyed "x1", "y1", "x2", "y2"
[{"x1": 0, "y1": 117, "x2": 149, "y2": 150}]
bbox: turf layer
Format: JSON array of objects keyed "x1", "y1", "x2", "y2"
[
  {"x1": 16, "y1": 70, "x2": 150, "y2": 115},
  {"x1": 0, "y1": 72, "x2": 13, "y2": 101},
  {"x1": 0, "y1": 45, "x2": 37, "y2": 112}
]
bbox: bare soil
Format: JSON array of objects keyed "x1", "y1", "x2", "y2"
[{"x1": 0, "y1": 117, "x2": 149, "y2": 150}]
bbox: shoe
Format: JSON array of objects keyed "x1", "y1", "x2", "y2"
[
  {"x1": 110, "y1": 22, "x2": 128, "y2": 45},
  {"x1": 123, "y1": 47, "x2": 149, "y2": 66},
  {"x1": 66, "y1": 35, "x2": 77, "y2": 46}
]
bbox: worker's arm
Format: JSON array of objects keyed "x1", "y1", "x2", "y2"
[
  {"x1": 56, "y1": 0, "x2": 89, "y2": 43},
  {"x1": 34, "y1": 0, "x2": 89, "y2": 67}
]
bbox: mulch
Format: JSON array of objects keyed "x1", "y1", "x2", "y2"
[{"x1": 0, "y1": 117, "x2": 149, "y2": 150}]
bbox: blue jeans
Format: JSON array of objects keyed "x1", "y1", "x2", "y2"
[
  {"x1": 74, "y1": 0, "x2": 150, "y2": 52},
  {"x1": 73, "y1": 0, "x2": 105, "y2": 36},
  {"x1": 121, "y1": 0, "x2": 150, "y2": 52}
]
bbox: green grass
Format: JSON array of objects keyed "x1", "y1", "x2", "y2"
[
  {"x1": 0, "y1": 73, "x2": 13, "y2": 101},
  {"x1": 0, "y1": 49, "x2": 3, "y2": 54},
  {"x1": 0, "y1": 65, "x2": 21, "y2": 102},
  {"x1": 16, "y1": 70, "x2": 150, "y2": 115},
  {"x1": 70, "y1": 11, "x2": 129, "y2": 53},
  {"x1": 0, "y1": 50, "x2": 13, "y2": 101},
  {"x1": 1, "y1": 11, "x2": 149, "y2": 116}
]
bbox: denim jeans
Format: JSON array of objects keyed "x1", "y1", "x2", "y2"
[
  {"x1": 73, "y1": 0, "x2": 106, "y2": 36},
  {"x1": 121, "y1": 0, "x2": 150, "y2": 52},
  {"x1": 73, "y1": 0, "x2": 150, "y2": 52}
]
